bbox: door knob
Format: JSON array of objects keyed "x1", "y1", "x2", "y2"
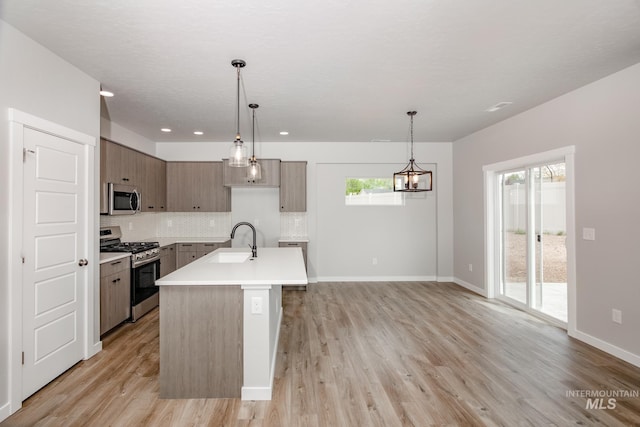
[{"x1": 78, "y1": 258, "x2": 88, "y2": 266}]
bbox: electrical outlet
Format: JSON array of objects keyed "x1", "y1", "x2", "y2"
[
  {"x1": 251, "y1": 297, "x2": 263, "y2": 314},
  {"x1": 612, "y1": 309, "x2": 622, "y2": 324},
  {"x1": 167, "y1": 219, "x2": 173, "y2": 227},
  {"x1": 583, "y1": 227, "x2": 596, "y2": 241},
  {"x1": 468, "y1": 264, "x2": 473, "y2": 272},
  {"x1": 128, "y1": 222, "x2": 133, "y2": 230},
  {"x1": 209, "y1": 219, "x2": 215, "y2": 227},
  {"x1": 372, "y1": 257, "x2": 378, "y2": 265}
]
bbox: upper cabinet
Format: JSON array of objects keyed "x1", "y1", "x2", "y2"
[
  {"x1": 101, "y1": 139, "x2": 137, "y2": 185},
  {"x1": 166, "y1": 161, "x2": 230, "y2": 212},
  {"x1": 100, "y1": 139, "x2": 166, "y2": 214},
  {"x1": 143, "y1": 155, "x2": 167, "y2": 212},
  {"x1": 222, "y1": 159, "x2": 281, "y2": 187},
  {"x1": 280, "y1": 161, "x2": 307, "y2": 212}
]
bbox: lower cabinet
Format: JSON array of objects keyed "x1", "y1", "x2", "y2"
[
  {"x1": 176, "y1": 241, "x2": 231, "y2": 269},
  {"x1": 159, "y1": 244, "x2": 176, "y2": 278},
  {"x1": 100, "y1": 257, "x2": 131, "y2": 335}
]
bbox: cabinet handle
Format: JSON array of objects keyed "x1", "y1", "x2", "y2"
[
  {"x1": 287, "y1": 243, "x2": 298, "y2": 246},
  {"x1": 148, "y1": 206, "x2": 154, "y2": 209},
  {"x1": 110, "y1": 261, "x2": 122, "y2": 266},
  {"x1": 123, "y1": 178, "x2": 129, "y2": 182},
  {"x1": 181, "y1": 244, "x2": 193, "y2": 247}
]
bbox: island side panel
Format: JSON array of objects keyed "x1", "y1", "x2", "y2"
[{"x1": 159, "y1": 285, "x2": 243, "y2": 398}]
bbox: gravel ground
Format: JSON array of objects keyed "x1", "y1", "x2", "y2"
[{"x1": 504, "y1": 232, "x2": 567, "y2": 283}]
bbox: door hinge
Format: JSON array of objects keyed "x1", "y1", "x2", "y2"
[
  {"x1": 22, "y1": 256, "x2": 25, "y2": 264},
  {"x1": 22, "y1": 352, "x2": 25, "y2": 365}
]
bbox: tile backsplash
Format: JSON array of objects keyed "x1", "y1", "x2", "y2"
[
  {"x1": 101, "y1": 211, "x2": 309, "y2": 242},
  {"x1": 100, "y1": 212, "x2": 232, "y2": 241},
  {"x1": 280, "y1": 212, "x2": 308, "y2": 240}
]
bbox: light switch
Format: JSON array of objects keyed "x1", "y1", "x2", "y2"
[{"x1": 583, "y1": 227, "x2": 596, "y2": 241}]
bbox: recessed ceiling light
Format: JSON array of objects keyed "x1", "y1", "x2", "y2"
[
  {"x1": 194, "y1": 131, "x2": 203, "y2": 135},
  {"x1": 99, "y1": 90, "x2": 114, "y2": 97},
  {"x1": 161, "y1": 128, "x2": 172, "y2": 132},
  {"x1": 486, "y1": 101, "x2": 512, "y2": 112},
  {"x1": 279, "y1": 131, "x2": 289, "y2": 136}
]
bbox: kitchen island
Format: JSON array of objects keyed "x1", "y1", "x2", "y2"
[{"x1": 155, "y1": 247, "x2": 307, "y2": 400}]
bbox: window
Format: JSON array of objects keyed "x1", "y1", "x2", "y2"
[{"x1": 345, "y1": 178, "x2": 404, "y2": 206}]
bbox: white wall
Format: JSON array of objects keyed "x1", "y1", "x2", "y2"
[
  {"x1": 453, "y1": 62, "x2": 640, "y2": 363},
  {"x1": 157, "y1": 141, "x2": 454, "y2": 282},
  {"x1": 0, "y1": 19, "x2": 100, "y2": 420},
  {"x1": 100, "y1": 117, "x2": 155, "y2": 155},
  {"x1": 316, "y1": 163, "x2": 437, "y2": 281}
]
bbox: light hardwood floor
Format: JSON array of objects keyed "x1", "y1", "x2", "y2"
[{"x1": 3, "y1": 282, "x2": 640, "y2": 426}]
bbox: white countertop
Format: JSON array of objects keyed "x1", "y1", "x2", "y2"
[
  {"x1": 278, "y1": 238, "x2": 309, "y2": 243},
  {"x1": 156, "y1": 247, "x2": 308, "y2": 286},
  {"x1": 99, "y1": 252, "x2": 131, "y2": 264}
]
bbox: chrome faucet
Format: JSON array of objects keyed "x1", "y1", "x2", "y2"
[{"x1": 230, "y1": 222, "x2": 257, "y2": 258}]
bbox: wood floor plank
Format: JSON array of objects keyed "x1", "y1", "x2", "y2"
[{"x1": 3, "y1": 281, "x2": 640, "y2": 426}]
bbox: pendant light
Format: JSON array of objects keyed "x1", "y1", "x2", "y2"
[
  {"x1": 228, "y1": 59, "x2": 249, "y2": 167},
  {"x1": 393, "y1": 111, "x2": 433, "y2": 192},
  {"x1": 247, "y1": 103, "x2": 262, "y2": 181}
]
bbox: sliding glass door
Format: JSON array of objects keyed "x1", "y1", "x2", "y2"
[{"x1": 498, "y1": 163, "x2": 567, "y2": 323}]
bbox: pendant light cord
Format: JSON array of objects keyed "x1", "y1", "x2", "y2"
[
  {"x1": 252, "y1": 108, "x2": 256, "y2": 157},
  {"x1": 236, "y1": 66, "x2": 241, "y2": 140},
  {"x1": 410, "y1": 113, "x2": 414, "y2": 161}
]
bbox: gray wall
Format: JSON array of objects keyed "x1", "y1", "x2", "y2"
[
  {"x1": 0, "y1": 20, "x2": 100, "y2": 417},
  {"x1": 453, "y1": 62, "x2": 640, "y2": 359},
  {"x1": 157, "y1": 141, "x2": 454, "y2": 282}
]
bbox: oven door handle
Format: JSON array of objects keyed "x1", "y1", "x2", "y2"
[{"x1": 132, "y1": 254, "x2": 160, "y2": 268}]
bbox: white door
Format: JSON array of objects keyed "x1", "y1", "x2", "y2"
[{"x1": 22, "y1": 127, "x2": 86, "y2": 399}]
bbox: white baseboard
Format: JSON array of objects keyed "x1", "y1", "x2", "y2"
[
  {"x1": 315, "y1": 275, "x2": 437, "y2": 282},
  {"x1": 569, "y1": 329, "x2": 640, "y2": 368},
  {"x1": 241, "y1": 386, "x2": 273, "y2": 401},
  {"x1": 453, "y1": 277, "x2": 488, "y2": 297},
  {"x1": 85, "y1": 341, "x2": 102, "y2": 360},
  {"x1": 0, "y1": 401, "x2": 11, "y2": 423},
  {"x1": 437, "y1": 276, "x2": 455, "y2": 282}
]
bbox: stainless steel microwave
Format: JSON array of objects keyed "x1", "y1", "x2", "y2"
[{"x1": 108, "y1": 183, "x2": 141, "y2": 215}]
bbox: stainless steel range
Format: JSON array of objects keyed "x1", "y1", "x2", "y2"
[{"x1": 100, "y1": 226, "x2": 160, "y2": 321}]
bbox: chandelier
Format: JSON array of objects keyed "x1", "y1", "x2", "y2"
[{"x1": 393, "y1": 111, "x2": 432, "y2": 192}]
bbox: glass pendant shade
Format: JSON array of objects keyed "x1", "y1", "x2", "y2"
[
  {"x1": 393, "y1": 111, "x2": 433, "y2": 193},
  {"x1": 229, "y1": 138, "x2": 249, "y2": 167},
  {"x1": 247, "y1": 157, "x2": 262, "y2": 180}
]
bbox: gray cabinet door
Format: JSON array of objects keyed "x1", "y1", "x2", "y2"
[
  {"x1": 280, "y1": 161, "x2": 307, "y2": 212},
  {"x1": 167, "y1": 162, "x2": 230, "y2": 212}
]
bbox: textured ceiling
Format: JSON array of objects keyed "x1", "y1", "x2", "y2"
[{"x1": 2, "y1": 0, "x2": 640, "y2": 143}]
